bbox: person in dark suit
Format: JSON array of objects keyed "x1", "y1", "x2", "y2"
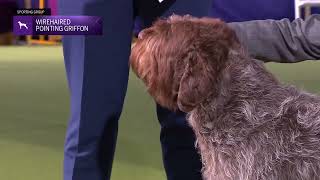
[
  {"x1": 59, "y1": 1, "x2": 211, "y2": 180},
  {"x1": 59, "y1": 0, "x2": 319, "y2": 179}
]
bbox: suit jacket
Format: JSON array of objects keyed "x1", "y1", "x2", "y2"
[{"x1": 229, "y1": 15, "x2": 320, "y2": 62}]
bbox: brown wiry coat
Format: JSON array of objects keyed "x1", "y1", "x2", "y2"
[{"x1": 130, "y1": 15, "x2": 320, "y2": 180}]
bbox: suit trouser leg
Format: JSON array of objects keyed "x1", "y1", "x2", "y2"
[
  {"x1": 59, "y1": 0, "x2": 134, "y2": 179},
  {"x1": 157, "y1": 2, "x2": 211, "y2": 179},
  {"x1": 137, "y1": 0, "x2": 212, "y2": 179}
]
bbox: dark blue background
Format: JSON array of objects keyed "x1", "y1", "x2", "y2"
[
  {"x1": 134, "y1": 0, "x2": 320, "y2": 35},
  {"x1": 209, "y1": 0, "x2": 294, "y2": 22}
]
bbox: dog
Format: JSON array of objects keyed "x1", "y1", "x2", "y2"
[
  {"x1": 130, "y1": 15, "x2": 320, "y2": 180},
  {"x1": 18, "y1": 21, "x2": 28, "y2": 30}
]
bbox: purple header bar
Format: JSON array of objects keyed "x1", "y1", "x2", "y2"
[{"x1": 13, "y1": 16, "x2": 103, "y2": 35}]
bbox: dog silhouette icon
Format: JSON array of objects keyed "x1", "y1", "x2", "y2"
[{"x1": 18, "y1": 21, "x2": 28, "y2": 30}]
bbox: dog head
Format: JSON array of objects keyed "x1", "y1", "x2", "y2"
[{"x1": 130, "y1": 15, "x2": 239, "y2": 112}]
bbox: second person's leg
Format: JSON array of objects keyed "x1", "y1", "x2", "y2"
[{"x1": 136, "y1": 0, "x2": 212, "y2": 179}]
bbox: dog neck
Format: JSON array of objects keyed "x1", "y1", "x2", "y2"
[{"x1": 194, "y1": 47, "x2": 280, "y2": 120}]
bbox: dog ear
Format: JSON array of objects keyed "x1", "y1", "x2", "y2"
[
  {"x1": 177, "y1": 49, "x2": 214, "y2": 112},
  {"x1": 176, "y1": 20, "x2": 239, "y2": 112}
]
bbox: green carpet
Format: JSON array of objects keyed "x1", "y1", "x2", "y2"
[{"x1": 0, "y1": 46, "x2": 319, "y2": 180}]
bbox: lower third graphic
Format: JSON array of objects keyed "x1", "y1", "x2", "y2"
[{"x1": 13, "y1": 16, "x2": 102, "y2": 35}]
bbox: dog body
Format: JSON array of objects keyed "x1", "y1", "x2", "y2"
[
  {"x1": 18, "y1": 21, "x2": 28, "y2": 29},
  {"x1": 130, "y1": 15, "x2": 320, "y2": 180},
  {"x1": 189, "y1": 53, "x2": 320, "y2": 180}
]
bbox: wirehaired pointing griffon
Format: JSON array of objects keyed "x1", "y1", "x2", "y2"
[{"x1": 130, "y1": 15, "x2": 320, "y2": 180}]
